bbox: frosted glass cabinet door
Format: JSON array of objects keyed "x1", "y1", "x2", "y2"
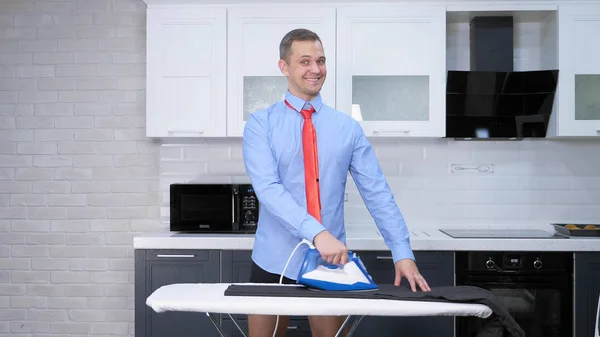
[
  {"x1": 558, "y1": 4, "x2": 600, "y2": 136},
  {"x1": 575, "y1": 75, "x2": 600, "y2": 121},
  {"x1": 352, "y1": 75, "x2": 430, "y2": 122},
  {"x1": 336, "y1": 5, "x2": 446, "y2": 137},
  {"x1": 227, "y1": 6, "x2": 337, "y2": 137},
  {"x1": 242, "y1": 76, "x2": 289, "y2": 121}
]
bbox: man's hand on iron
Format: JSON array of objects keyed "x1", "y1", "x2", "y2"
[
  {"x1": 394, "y1": 259, "x2": 431, "y2": 292},
  {"x1": 313, "y1": 231, "x2": 348, "y2": 265}
]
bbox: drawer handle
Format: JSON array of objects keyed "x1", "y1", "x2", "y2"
[
  {"x1": 376, "y1": 256, "x2": 393, "y2": 260},
  {"x1": 287, "y1": 326, "x2": 298, "y2": 330},
  {"x1": 167, "y1": 129, "x2": 204, "y2": 134},
  {"x1": 156, "y1": 254, "x2": 195, "y2": 258},
  {"x1": 373, "y1": 129, "x2": 410, "y2": 135}
]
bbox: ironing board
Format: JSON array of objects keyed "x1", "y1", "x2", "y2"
[{"x1": 146, "y1": 282, "x2": 494, "y2": 337}]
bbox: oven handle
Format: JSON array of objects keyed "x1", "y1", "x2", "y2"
[{"x1": 460, "y1": 280, "x2": 570, "y2": 288}]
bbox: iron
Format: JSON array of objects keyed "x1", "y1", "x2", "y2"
[{"x1": 296, "y1": 241, "x2": 378, "y2": 291}]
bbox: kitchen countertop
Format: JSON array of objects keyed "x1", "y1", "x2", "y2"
[{"x1": 133, "y1": 225, "x2": 600, "y2": 252}]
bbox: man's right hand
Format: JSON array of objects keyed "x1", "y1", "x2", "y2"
[{"x1": 313, "y1": 231, "x2": 348, "y2": 265}]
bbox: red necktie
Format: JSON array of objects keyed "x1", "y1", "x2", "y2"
[{"x1": 285, "y1": 100, "x2": 321, "y2": 223}]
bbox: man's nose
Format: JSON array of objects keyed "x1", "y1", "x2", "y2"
[{"x1": 310, "y1": 61, "x2": 320, "y2": 72}]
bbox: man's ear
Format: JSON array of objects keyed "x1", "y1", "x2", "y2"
[{"x1": 278, "y1": 59, "x2": 289, "y2": 76}]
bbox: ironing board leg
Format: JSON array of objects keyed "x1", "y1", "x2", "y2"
[
  {"x1": 227, "y1": 314, "x2": 248, "y2": 337},
  {"x1": 345, "y1": 315, "x2": 364, "y2": 337},
  {"x1": 334, "y1": 315, "x2": 364, "y2": 337},
  {"x1": 333, "y1": 315, "x2": 352, "y2": 337},
  {"x1": 205, "y1": 312, "x2": 228, "y2": 337}
]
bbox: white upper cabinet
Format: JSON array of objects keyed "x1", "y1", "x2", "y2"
[
  {"x1": 226, "y1": 6, "x2": 337, "y2": 137},
  {"x1": 141, "y1": 1, "x2": 600, "y2": 139},
  {"x1": 556, "y1": 4, "x2": 600, "y2": 137},
  {"x1": 336, "y1": 5, "x2": 447, "y2": 137},
  {"x1": 146, "y1": 7, "x2": 227, "y2": 137}
]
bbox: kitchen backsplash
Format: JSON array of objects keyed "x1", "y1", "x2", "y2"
[{"x1": 159, "y1": 138, "x2": 600, "y2": 230}]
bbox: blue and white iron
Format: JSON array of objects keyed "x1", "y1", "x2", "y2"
[{"x1": 296, "y1": 241, "x2": 378, "y2": 291}]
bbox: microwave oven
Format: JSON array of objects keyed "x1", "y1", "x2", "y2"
[{"x1": 170, "y1": 183, "x2": 259, "y2": 233}]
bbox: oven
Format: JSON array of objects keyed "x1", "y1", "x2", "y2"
[
  {"x1": 170, "y1": 183, "x2": 259, "y2": 233},
  {"x1": 455, "y1": 251, "x2": 573, "y2": 337}
]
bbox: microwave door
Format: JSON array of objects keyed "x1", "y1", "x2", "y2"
[{"x1": 173, "y1": 185, "x2": 233, "y2": 232}]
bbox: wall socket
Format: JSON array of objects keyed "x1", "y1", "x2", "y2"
[{"x1": 450, "y1": 164, "x2": 494, "y2": 174}]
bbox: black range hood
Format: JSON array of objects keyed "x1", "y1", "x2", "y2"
[{"x1": 446, "y1": 16, "x2": 559, "y2": 140}]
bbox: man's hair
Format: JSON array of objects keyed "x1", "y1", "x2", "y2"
[{"x1": 279, "y1": 28, "x2": 322, "y2": 63}]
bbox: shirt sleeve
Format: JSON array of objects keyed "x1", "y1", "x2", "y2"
[
  {"x1": 348, "y1": 121, "x2": 415, "y2": 264},
  {"x1": 242, "y1": 112, "x2": 326, "y2": 243}
]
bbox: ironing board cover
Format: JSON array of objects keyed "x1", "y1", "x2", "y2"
[{"x1": 146, "y1": 282, "x2": 493, "y2": 318}]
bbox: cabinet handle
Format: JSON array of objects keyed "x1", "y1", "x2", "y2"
[
  {"x1": 287, "y1": 326, "x2": 298, "y2": 330},
  {"x1": 167, "y1": 129, "x2": 204, "y2": 134},
  {"x1": 376, "y1": 256, "x2": 393, "y2": 260},
  {"x1": 156, "y1": 254, "x2": 195, "y2": 258},
  {"x1": 372, "y1": 129, "x2": 410, "y2": 135}
]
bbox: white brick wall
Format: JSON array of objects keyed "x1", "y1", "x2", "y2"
[
  {"x1": 0, "y1": 0, "x2": 158, "y2": 335},
  {"x1": 2, "y1": 1, "x2": 600, "y2": 336}
]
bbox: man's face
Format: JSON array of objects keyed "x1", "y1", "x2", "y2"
[{"x1": 278, "y1": 39, "x2": 327, "y2": 101}]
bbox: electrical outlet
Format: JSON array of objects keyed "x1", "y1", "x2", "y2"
[
  {"x1": 450, "y1": 164, "x2": 494, "y2": 174},
  {"x1": 344, "y1": 192, "x2": 348, "y2": 202}
]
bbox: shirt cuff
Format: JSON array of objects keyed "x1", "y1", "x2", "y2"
[
  {"x1": 391, "y1": 243, "x2": 415, "y2": 264},
  {"x1": 300, "y1": 218, "x2": 327, "y2": 243}
]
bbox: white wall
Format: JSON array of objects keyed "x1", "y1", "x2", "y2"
[
  {"x1": 160, "y1": 138, "x2": 600, "y2": 232},
  {"x1": 0, "y1": 0, "x2": 159, "y2": 335},
  {"x1": 1, "y1": 0, "x2": 599, "y2": 336}
]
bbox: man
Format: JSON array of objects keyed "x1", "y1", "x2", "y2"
[{"x1": 242, "y1": 28, "x2": 431, "y2": 337}]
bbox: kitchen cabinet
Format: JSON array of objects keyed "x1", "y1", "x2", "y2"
[
  {"x1": 336, "y1": 5, "x2": 447, "y2": 137},
  {"x1": 574, "y1": 252, "x2": 600, "y2": 337},
  {"x1": 134, "y1": 249, "x2": 222, "y2": 337},
  {"x1": 555, "y1": 4, "x2": 600, "y2": 137},
  {"x1": 225, "y1": 6, "x2": 337, "y2": 137},
  {"x1": 135, "y1": 248, "x2": 600, "y2": 337},
  {"x1": 135, "y1": 249, "x2": 453, "y2": 337},
  {"x1": 145, "y1": 7, "x2": 227, "y2": 137},
  {"x1": 142, "y1": 1, "x2": 600, "y2": 139}
]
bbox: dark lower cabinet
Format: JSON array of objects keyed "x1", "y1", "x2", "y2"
[
  {"x1": 136, "y1": 249, "x2": 598, "y2": 337},
  {"x1": 574, "y1": 252, "x2": 600, "y2": 337},
  {"x1": 135, "y1": 249, "x2": 221, "y2": 337}
]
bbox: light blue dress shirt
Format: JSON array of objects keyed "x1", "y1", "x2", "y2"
[{"x1": 242, "y1": 90, "x2": 414, "y2": 280}]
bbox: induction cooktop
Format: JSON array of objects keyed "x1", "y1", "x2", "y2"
[{"x1": 439, "y1": 228, "x2": 567, "y2": 239}]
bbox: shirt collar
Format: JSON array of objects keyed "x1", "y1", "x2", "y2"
[{"x1": 284, "y1": 90, "x2": 323, "y2": 113}]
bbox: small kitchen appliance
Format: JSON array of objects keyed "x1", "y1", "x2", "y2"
[{"x1": 170, "y1": 183, "x2": 259, "y2": 233}]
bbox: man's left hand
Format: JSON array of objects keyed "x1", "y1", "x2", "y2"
[{"x1": 394, "y1": 259, "x2": 431, "y2": 292}]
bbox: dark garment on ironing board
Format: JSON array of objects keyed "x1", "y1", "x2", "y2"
[{"x1": 225, "y1": 284, "x2": 525, "y2": 337}]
